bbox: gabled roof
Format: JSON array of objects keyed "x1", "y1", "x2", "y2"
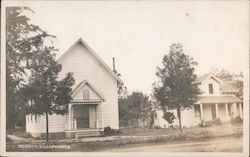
[
  {"x1": 196, "y1": 73, "x2": 222, "y2": 84},
  {"x1": 57, "y1": 38, "x2": 123, "y2": 84},
  {"x1": 71, "y1": 80, "x2": 106, "y2": 101},
  {"x1": 196, "y1": 73, "x2": 239, "y2": 94}
]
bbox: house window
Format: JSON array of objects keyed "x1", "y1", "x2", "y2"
[
  {"x1": 83, "y1": 89, "x2": 90, "y2": 99},
  {"x1": 208, "y1": 84, "x2": 213, "y2": 94},
  {"x1": 194, "y1": 105, "x2": 201, "y2": 117}
]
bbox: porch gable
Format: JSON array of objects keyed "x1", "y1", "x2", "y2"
[{"x1": 71, "y1": 80, "x2": 106, "y2": 101}]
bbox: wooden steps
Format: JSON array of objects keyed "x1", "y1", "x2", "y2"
[{"x1": 75, "y1": 130, "x2": 101, "y2": 139}]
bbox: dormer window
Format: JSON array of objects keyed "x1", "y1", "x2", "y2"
[{"x1": 208, "y1": 84, "x2": 213, "y2": 94}]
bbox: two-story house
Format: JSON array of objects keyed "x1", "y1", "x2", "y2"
[{"x1": 154, "y1": 74, "x2": 243, "y2": 128}]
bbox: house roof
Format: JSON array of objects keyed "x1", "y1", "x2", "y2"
[
  {"x1": 57, "y1": 38, "x2": 123, "y2": 84},
  {"x1": 195, "y1": 73, "x2": 222, "y2": 84},
  {"x1": 71, "y1": 80, "x2": 106, "y2": 101},
  {"x1": 197, "y1": 95, "x2": 242, "y2": 104},
  {"x1": 196, "y1": 73, "x2": 239, "y2": 94}
]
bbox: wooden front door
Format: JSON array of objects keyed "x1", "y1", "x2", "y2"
[{"x1": 73, "y1": 105, "x2": 89, "y2": 129}]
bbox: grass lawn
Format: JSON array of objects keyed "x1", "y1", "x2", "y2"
[
  {"x1": 6, "y1": 123, "x2": 243, "y2": 152},
  {"x1": 119, "y1": 122, "x2": 243, "y2": 137}
]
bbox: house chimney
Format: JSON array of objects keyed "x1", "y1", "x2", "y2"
[{"x1": 112, "y1": 57, "x2": 116, "y2": 74}]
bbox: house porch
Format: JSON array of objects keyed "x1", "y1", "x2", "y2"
[
  {"x1": 196, "y1": 96, "x2": 243, "y2": 123},
  {"x1": 65, "y1": 99, "x2": 104, "y2": 138}
]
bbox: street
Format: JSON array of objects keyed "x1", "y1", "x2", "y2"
[{"x1": 104, "y1": 137, "x2": 243, "y2": 152}]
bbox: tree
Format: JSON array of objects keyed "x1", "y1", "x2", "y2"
[
  {"x1": 119, "y1": 92, "x2": 153, "y2": 128},
  {"x1": 6, "y1": 7, "x2": 52, "y2": 130},
  {"x1": 113, "y1": 63, "x2": 130, "y2": 126},
  {"x1": 211, "y1": 68, "x2": 243, "y2": 98},
  {"x1": 118, "y1": 98, "x2": 130, "y2": 127},
  {"x1": 113, "y1": 65, "x2": 128, "y2": 99},
  {"x1": 23, "y1": 56, "x2": 75, "y2": 142},
  {"x1": 21, "y1": 27, "x2": 75, "y2": 142},
  {"x1": 6, "y1": 7, "x2": 75, "y2": 142},
  {"x1": 153, "y1": 43, "x2": 198, "y2": 132},
  {"x1": 117, "y1": 82, "x2": 129, "y2": 127}
]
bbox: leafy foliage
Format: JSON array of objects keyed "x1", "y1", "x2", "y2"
[
  {"x1": 211, "y1": 68, "x2": 243, "y2": 98},
  {"x1": 153, "y1": 43, "x2": 198, "y2": 132},
  {"x1": 104, "y1": 126, "x2": 121, "y2": 136},
  {"x1": 6, "y1": 7, "x2": 52, "y2": 129},
  {"x1": 6, "y1": 7, "x2": 75, "y2": 142},
  {"x1": 118, "y1": 98, "x2": 130, "y2": 127},
  {"x1": 119, "y1": 92, "x2": 154, "y2": 128},
  {"x1": 163, "y1": 112, "x2": 176, "y2": 124}
]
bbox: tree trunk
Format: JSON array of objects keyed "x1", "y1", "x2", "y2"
[
  {"x1": 6, "y1": 97, "x2": 16, "y2": 130},
  {"x1": 177, "y1": 107, "x2": 183, "y2": 133},
  {"x1": 45, "y1": 112, "x2": 49, "y2": 142}
]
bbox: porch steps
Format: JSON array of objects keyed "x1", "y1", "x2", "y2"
[{"x1": 75, "y1": 130, "x2": 101, "y2": 139}]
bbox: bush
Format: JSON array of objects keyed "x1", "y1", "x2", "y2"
[
  {"x1": 212, "y1": 118, "x2": 222, "y2": 125},
  {"x1": 199, "y1": 120, "x2": 207, "y2": 127},
  {"x1": 155, "y1": 126, "x2": 162, "y2": 129},
  {"x1": 163, "y1": 112, "x2": 176, "y2": 124},
  {"x1": 200, "y1": 118, "x2": 221, "y2": 127},
  {"x1": 231, "y1": 116, "x2": 243, "y2": 124},
  {"x1": 104, "y1": 127, "x2": 121, "y2": 136}
]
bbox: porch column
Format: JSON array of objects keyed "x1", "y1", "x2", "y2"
[
  {"x1": 225, "y1": 103, "x2": 229, "y2": 121},
  {"x1": 68, "y1": 103, "x2": 72, "y2": 130},
  {"x1": 200, "y1": 103, "x2": 204, "y2": 120},
  {"x1": 101, "y1": 103, "x2": 104, "y2": 129},
  {"x1": 239, "y1": 103, "x2": 243, "y2": 119},
  {"x1": 215, "y1": 103, "x2": 219, "y2": 118}
]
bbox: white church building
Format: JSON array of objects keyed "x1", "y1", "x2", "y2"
[{"x1": 26, "y1": 38, "x2": 122, "y2": 138}]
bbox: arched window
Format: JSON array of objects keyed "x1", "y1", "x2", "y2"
[{"x1": 83, "y1": 89, "x2": 90, "y2": 99}]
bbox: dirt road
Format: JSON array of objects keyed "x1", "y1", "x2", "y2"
[{"x1": 104, "y1": 137, "x2": 242, "y2": 152}]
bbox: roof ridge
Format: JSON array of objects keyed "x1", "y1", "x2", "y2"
[{"x1": 57, "y1": 38, "x2": 123, "y2": 84}]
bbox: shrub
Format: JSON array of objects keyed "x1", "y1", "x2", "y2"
[
  {"x1": 200, "y1": 118, "x2": 221, "y2": 127},
  {"x1": 199, "y1": 120, "x2": 207, "y2": 127},
  {"x1": 169, "y1": 125, "x2": 178, "y2": 129},
  {"x1": 212, "y1": 118, "x2": 222, "y2": 125},
  {"x1": 163, "y1": 112, "x2": 176, "y2": 124},
  {"x1": 104, "y1": 126, "x2": 121, "y2": 136},
  {"x1": 155, "y1": 126, "x2": 162, "y2": 129},
  {"x1": 231, "y1": 116, "x2": 243, "y2": 124}
]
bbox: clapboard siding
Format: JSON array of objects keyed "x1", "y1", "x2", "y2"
[
  {"x1": 199, "y1": 77, "x2": 220, "y2": 96},
  {"x1": 26, "y1": 40, "x2": 119, "y2": 134},
  {"x1": 26, "y1": 114, "x2": 67, "y2": 133},
  {"x1": 73, "y1": 83, "x2": 101, "y2": 100},
  {"x1": 154, "y1": 107, "x2": 200, "y2": 128},
  {"x1": 57, "y1": 44, "x2": 119, "y2": 129}
]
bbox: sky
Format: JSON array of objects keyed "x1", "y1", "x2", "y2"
[{"x1": 3, "y1": 1, "x2": 249, "y2": 95}]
